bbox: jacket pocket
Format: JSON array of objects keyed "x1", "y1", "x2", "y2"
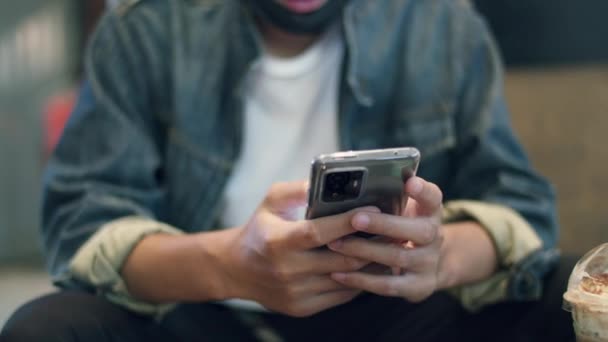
[
  {"x1": 393, "y1": 101, "x2": 456, "y2": 158},
  {"x1": 164, "y1": 127, "x2": 232, "y2": 231}
]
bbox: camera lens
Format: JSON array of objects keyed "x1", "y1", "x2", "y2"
[
  {"x1": 323, "y1": 170, "x2": 364, "y2": 202},
  {"x1": 328, "y1": 172, "x2": 348, "y2": 184}
]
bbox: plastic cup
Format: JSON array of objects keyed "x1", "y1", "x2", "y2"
[{"x1": 564, "y1": 244, "x2": 608, "y2": 341}]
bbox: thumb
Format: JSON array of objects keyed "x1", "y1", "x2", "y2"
[
  {"x1": 262, "y1": 181, "x2": 309, "y2": 215},
  {"x1": 404, "y1": 177, "x2": 443, "y2": 217}
]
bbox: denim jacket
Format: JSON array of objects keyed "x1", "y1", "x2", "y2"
[{"x1": 43, "y1": 0, "x2": 559, "y2": 313}]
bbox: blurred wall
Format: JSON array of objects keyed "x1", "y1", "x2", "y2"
[
  {"x1": 475, "y1": 0, "x2": 608, "y2": 66},
  {"x1": 0, "y1": 0, "x2": 79, "y2": 262},
  {"x1": 506, "y1": 67, "x2": 608, "y2": 255}
]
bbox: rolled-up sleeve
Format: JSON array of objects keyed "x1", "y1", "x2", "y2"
[
  {"x1": 442, "y1": 201, "x2": 543, "y2": 311},
  {"x1": 69, "y1": 217, "x2": 182, "y2": 316}
]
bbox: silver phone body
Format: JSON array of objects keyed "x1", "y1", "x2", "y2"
[{"x1": 306, "y1": 147, "x2": 421, "y2": 219}]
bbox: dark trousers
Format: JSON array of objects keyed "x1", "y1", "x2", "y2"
[{"x1": 1, "y1": 257, "x2": 577, "y2": 342}]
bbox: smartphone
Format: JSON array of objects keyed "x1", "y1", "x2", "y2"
[{"x1": 305, "y1": 147, "x2": 421, "y2": 219}]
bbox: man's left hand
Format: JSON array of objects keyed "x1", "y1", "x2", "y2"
[{"x1": 328, "y1": 177, "x2": 446, "y2": 302}]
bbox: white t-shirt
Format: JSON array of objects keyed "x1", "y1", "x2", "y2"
[{"x1": 221, "y1": 26, "x2": 344, "y2": 228}]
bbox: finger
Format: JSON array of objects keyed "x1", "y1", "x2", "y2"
[
  {"x1": 292, "y1": 275, "x2": 353, "y2": 295},
  {"x1": 263, "y1": 181, "x2": 309, "y2": 215},
  {"x1": 328, "y1": 237, "x2": 433, "y2": 270},
  {"x1": 350, "y1": 212, "x2": 440, "y2": 246},
  {"x1": 286, "y1": 207, "x2": 381, "y2": 249},
  {"x1": 332, "y1": 272, "x2": 431, "y2": 302},
  {"x1": 292, "y1": 249, "x2": 369, "y2": 275},
  {"x1": 405, "y1": 177, "x2": 443, "y2": 216},
  {"x1": 359, "y1": 262, "x2": 393, "y2": 275},
  {"x1": 290, "y1": 290, "x2": 359, "y2": 317}
]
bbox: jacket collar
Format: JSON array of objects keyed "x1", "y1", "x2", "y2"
[
  {"x1": 342, "y1": 0, "x2": 374, "y2": 107},
  {"x1": 222, "y1": 0, "x2": 376, "y2": 107}
]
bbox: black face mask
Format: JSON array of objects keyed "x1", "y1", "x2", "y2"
[{"x1": 244, "y1": 0, "x2": 348, "y2": 35}]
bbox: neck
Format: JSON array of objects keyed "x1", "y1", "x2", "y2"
[{"x1": 258, "y1": 19, "x2": 322, "y2": 58}]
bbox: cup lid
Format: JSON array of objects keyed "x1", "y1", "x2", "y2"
[{"x1": 564, "y1": 243, "x2": 608, "y2": 312}]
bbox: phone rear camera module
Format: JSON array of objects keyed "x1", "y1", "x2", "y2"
[{"x1": 323, "y1": 170, "x2": 364, "y2": 202}]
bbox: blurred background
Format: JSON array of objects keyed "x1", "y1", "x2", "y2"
[{"x1": 0, "y1": 0, "x2": 607, "y2": 326}]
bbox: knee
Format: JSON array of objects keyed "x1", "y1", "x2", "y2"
[
  {"x1": 0, "y1": 316, "x2": 54, "y2": 342},
  {"x1": 1, "y1": 292, "x2": 98, "y2": 342}
]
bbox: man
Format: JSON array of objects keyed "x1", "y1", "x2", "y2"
[{"x1": 1, "y1": 0, "x2": 574, "y2": 341}]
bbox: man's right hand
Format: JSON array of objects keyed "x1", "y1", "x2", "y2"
[
  {"x1": 218, "y1": 181, "x2": 376, "y2": 317},
  {"x1": 122, "y1": 181, "x2": 374, "y2": 316}
]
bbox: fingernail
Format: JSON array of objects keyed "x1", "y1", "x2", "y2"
[
  {"x1": 332, "y1": 273, "x2": 347, "y2": 281},
  {"x1": 409, "y1": 178, "x2": 423, "y2": 195},
  {"x1": 361, "y1": 206, "x2": 381, "y2": 213},
  {"x1": 328, "y1": 239, "x2": 343, "y2": 250},
  {"x1": 352, "y1": 213, "x2": 370, "y2": 231}
]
